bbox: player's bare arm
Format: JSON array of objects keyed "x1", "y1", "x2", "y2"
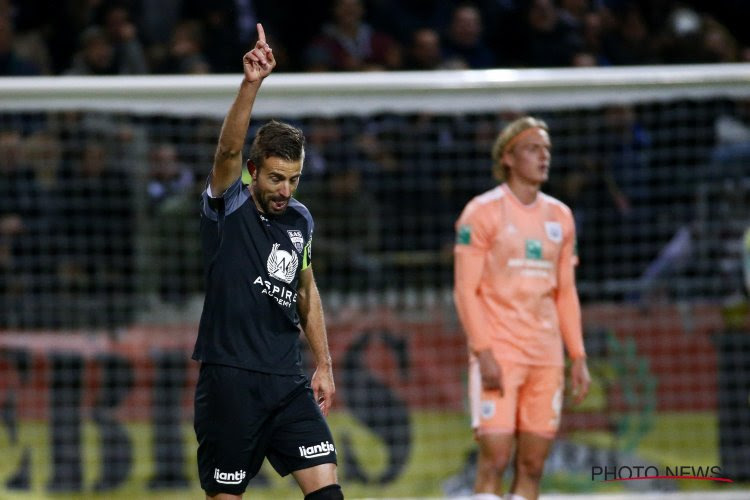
[
  {"x1": 570, "y1": 357, "x2": 591, "y2": 405},
  {"x1": 297, "y1": 267, "x2": 335, "y2": 416},
  {"x1": 210, "y1": 23, "x2": 276, "y2": 196}
]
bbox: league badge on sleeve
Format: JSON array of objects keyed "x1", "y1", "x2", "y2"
[{"x1": 456, "y1": 224, "x2": 472, "y2": 245}]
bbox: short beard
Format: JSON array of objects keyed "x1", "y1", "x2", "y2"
[{"x1": 252, "y1": 185, "x2": 287, "y2": 216}]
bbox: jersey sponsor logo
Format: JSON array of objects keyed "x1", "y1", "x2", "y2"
[
  {"x1": 299, "y1": 440, "x2": 335, "y2": 458},
  {"x1": 508, "y1": 256, "x2": 553, "y2": 277},
  {"x1": 253, "y1": 276, "x2": 297, "y2": 307},
  {"x1": 545, "y1": 221, "x2": 563, "y2": 243},
  {"x1": 287, "y1": 229, "x2": 304, "y2": 253},
  {"x1": 214, "y1": 468, "x2": 246, "y2": 485},
  {"x1": 525, "y1": 239, "x2": 543, "y2": 260},
  {"x1": 267, "y1": 243, "x2": 298, "y2": 284},
  {"x1": 456, "y1": 224, "x2": 471, "y2": 245}
]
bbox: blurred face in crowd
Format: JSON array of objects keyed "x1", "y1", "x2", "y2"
[
  {"x1": 411, "y1": 28, "x2": 441, "y2": 69},
  {"x1": 83, "y1": 33, "x2": 114, "y2": 72},
  {"x1": 81, "y1": 144, "x2": 108, "y2": 177},
  {"x1": 503, "y1": 128, "x2": 552, "y2": 186},
  {"x1": 561, "y1": 0, "x2": 587, "y2": 18},
  {"x1": 334, "y1": 0, "x2": 364, "y2": 31},
  {"x1": 529, "y1": 0, "x2": 558, "y2": 32},
  {"x1": 449, "y1": 5, "x2": 482, "y2": 46},
  {"x1": 0, "y1": 131, "x2": 21, "y2": 172},
  {"x1": 151, "y1": 144, "x2": 180, "y2": 180},
  {"x1": 0, "y1": 15, "x2": 13, "y2": 53},
  {"x1": 249, "y1": 157, "x2": 302, "y2": 216}
]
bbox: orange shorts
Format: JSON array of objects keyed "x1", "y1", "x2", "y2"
[{"x1": 469, "y1": 356, "x2": 564, "y2": 439}]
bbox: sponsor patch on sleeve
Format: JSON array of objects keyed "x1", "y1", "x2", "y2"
[{"x1": 456, "y1": 224, "x2": 472, "y2": 245}]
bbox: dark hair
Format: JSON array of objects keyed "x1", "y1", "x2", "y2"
[{"x1": 249, "y1": 120, "x2": 305, "y2": 170}]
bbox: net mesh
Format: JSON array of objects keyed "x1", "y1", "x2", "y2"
[{"x1": 1, "y1": 68, "x2": 749, "y2": 497}]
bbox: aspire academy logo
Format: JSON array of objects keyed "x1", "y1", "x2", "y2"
[{"x1": 592, "y1": 464, "x2": 733, "y2": 483}]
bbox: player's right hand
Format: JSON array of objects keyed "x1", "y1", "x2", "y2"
[{"x1": 243, "y1": 23, "x2": 275, "y2": 83}]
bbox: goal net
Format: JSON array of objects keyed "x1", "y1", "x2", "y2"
[{"x1": 0, "y1": 64, "x2": 749, "y2": 498}]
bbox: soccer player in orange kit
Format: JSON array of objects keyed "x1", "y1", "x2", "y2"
[{"x1": 454, "y1": 116, "x2": 591, "y2": 500}]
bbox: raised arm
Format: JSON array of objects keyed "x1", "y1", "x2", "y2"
[
  {"x1": 210, "y1": 23, "x2": 276, "y2": 196},
  {"x1": 297, "y1": 267, "x2": 335, "y2": 416}
]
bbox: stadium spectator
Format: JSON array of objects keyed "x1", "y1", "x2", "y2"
[
  {"x1": 304, "y1": 162, "x2": 382, "y2": 292},
  {"x1": 64, "y1": 26, "x2": 124, "y2": 75},
  {"x1": 0, "y1": 13, "x2": 41, "y2": 75},
  {"x1": 0, "y1": 130, "x2": 40, "y2": 327},
  {"x1": 367, "y1": 0, "x2": 453, "y2": 47},
  {"x1": 303, "y1": 0, "x2": 401, "y2": 72},
  {"x1": 56, "y1": 139, "x2": 135, "y2": 332},
  {"x1": 441, "y1": 3, "x2": 495, "y2": 69},
  {"x1": 100, "y1": 4, "x2": 148, "y2": 74},
  {"x1": 154, "y1": 20, "x2": 211, "y2": 74},
  {"x1": 577, "y1": 9, "x2": 610, "y2": 66},
  {"x1": 403, "y1": 27, "x2": 444, "y2": 71},
  {"x1": 136, "y1": 0, "x2": 184, "y2": 51},
  {"x1": 454, "y1": 116, "x2": 590, "y2": 500},
  {"x1": 2, "y1": 0, "x2": 749, "y2": 75},
  {"x1": 20, "y1": 128, "x2": 66, "y2": 327},
  {"x1": 635, "y1": 98, "x2": 750, "y2": 303},
  {"x1": 299, "y1": 116, "x2": 346, "y2": 178},
  {"x1": 521, "y1": 0, "x2": 584, "y2": 67},
  {"x1": 601, "y1": 1, "x2": 657, "y2": 65},
  {"x1": 182, "y1": 0, "x2": 260, "y2": 73},
  {"x1": 145, "y1": 143, "x2": 201, "y2": 305},
  {"x1": 700, "y1": 16, "x2": 740, "y2": 63}
]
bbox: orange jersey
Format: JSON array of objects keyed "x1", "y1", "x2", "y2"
[{"x1": 454, "y1": 184, "x2": 585, "y2": 366}]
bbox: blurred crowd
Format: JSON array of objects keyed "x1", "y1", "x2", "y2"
[
  {"x1": 2, "y1": 0, "x2": 750, "y2": 332},
  {"x1": 1, "y1": 0, "x2": 750, "y2": 77},
  {"x1": 2, "y1": 97, "x2": 749, "y2": 331}
]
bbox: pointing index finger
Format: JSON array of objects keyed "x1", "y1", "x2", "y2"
[{"x1": 257, "y1": 23, "x2": 266, "y2": 45}]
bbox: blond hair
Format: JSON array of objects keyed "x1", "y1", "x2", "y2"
[{"x1": 490, "y1": 116, "x2": 548, "y2": 181}]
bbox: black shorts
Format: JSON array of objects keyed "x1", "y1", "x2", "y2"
[{"x1": 194, "y1": 363, "x2": 337, "y2": 495}]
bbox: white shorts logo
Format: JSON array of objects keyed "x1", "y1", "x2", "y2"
[
  {"x1": 267, "y1": 243, "x2": 298, "y2": 284},
  {"x1": 214, "y1": 468, "x2": 246, "y2": 484},
  {"x1": 480, "y1": 400, "x2": 495, "y2": 419},
  {"x1": 299, "y1": 440, "x2": 335, "y2": 458}
]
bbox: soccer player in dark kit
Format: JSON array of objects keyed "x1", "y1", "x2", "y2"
[{"x1": 192, "y1": 23, "x2": 343, "y2": 500}]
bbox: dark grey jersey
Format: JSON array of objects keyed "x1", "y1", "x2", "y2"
[{"x1": 192, "y1": 178, "x2": 314, "y2": 374}]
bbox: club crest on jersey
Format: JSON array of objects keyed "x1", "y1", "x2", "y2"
[
  {"x1": 545, "y1": 221, "x2": 563, "y2": 243},
  {"x1": 287, "y1": 229, "x2": 304, "y2": 253},
  {"x1": 267, "y1": 243, "x2": 298, "y2": 284}
]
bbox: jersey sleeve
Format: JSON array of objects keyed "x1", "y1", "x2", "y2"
[
  {"x1": 556, "y1": 210, "x2": 585, "y2": 359},
  {"x1": 453, "y1": 201, "x2": 494, "y2": 354},
  {"x1": 201, "y1": 176, "x2": 248, "y2": 221}
]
